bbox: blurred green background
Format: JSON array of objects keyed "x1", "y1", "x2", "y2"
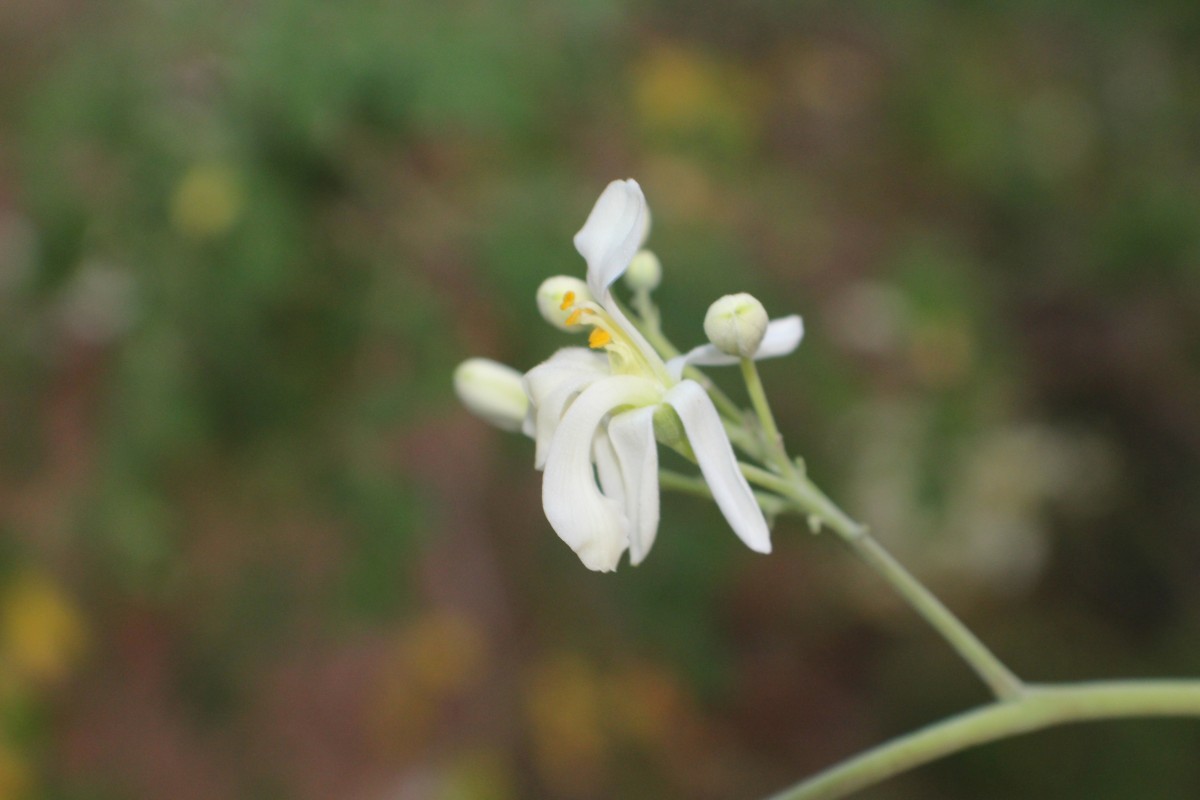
[{"x1": 2, "y1": 0, "x2": 1199, "y2": 798}]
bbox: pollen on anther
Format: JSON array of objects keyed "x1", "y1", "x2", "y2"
[
  {"x1": 588, "y1": 328, "x2": 612, "y2": 349},
  {"x1": 564, "y1": 309, "x2": 583, "y2": 327},
  {"x1": 560, "y1": 291, "x2": 576, "y2": 311}
]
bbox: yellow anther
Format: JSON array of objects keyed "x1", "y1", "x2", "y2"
[
  {"x1": 564, "y1": 309, "x2": 583, "y2": 327},
  {"x1": 588, "y1": 328, "x2": 612, "y2": 349},
  {"x1": 560, "y1": 291, "x2": 576, "y2": 311}
]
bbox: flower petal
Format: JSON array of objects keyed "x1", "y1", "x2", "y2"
[
  {"x1": 543, "y1": 375, "x2": 662, "y2": 571},
  {"x1": 593, "y1": 431, "x2": 625, "y2": 507},
  {"x1": 525, "y1": 348, "x2": 610, "y2": 468},
  {"x1": 607, "y1": 405, "x2": 660, "y2": 566},
  {"x1": 573, "y1": 179, "x2": 647, "y2": 298},
  {"x1": 755, "y1": 314, "x2": 805, "y2": 359},
  {"x1": 525, "y1": 348, "x2": 609, "y2": 403},
  {"x1": 666, "y1": 315, "x2": 804, "y2": 379},
  {"x1": 664, "y1": 380, "x2": 771, "y2": 554}
]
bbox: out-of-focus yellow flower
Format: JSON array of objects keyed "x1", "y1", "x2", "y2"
[
  {"x1": 605, "y1": 662, "x2": 684, "y2": 747},
  {"x1": 371, "y1": 611, "x2": 488, "y2": 756},
  {"x1": 524, "y1": 653, "x2": 607, "y2": 792},
  {"x1": 909, "y1": 318, "x2": 974, "y2": 388},
  {"x1": 438, "y1": 749, "x2": 515, "y2": 800},
  {"x1": 633, "y1": 45, "x2": 762, "y2": 152},
  {"x1": 406, "y1": 611, "x2": 486, "y2": 697},
  {"x1": 170, "y1": 163, "x2": 243, "y2": 239},
  {"x1": 1, "y1": 571, "x2": 87, "y2": 686}
]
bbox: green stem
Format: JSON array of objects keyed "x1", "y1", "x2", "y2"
[
  {"x1": 658, "y1": 468, "x2": 716, "y2": 499},
  {"x1": 741, "y1": 357, "x2": 798, "y2": 480},
  {"x1": 767, "y1": 680, "x2": 1200, "y2": 800},
  {"x1": 845, "y1": 531, "x2": 1025, "y2": 701},
  {"x1": 741, "y1": 462, "x2": 1024, "y2": 701},
  {"x1": 729, "y1": 359, "x2": 1199, "y2": 799},
  {"x1": 660, "y1": 468, "x2": 788, "y2": 518},
  {"x1": 723, "y1": 419, "x2": 762, "y2": 458}
]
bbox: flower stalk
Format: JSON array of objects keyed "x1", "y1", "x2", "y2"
[
  {"x1": 740, "y1": 357, "x2": 798, "y2": 481},
  {"x1": 735, "y1": 374, "x2": 1025, "y2": 702}
]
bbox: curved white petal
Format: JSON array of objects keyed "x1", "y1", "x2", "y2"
[
  {"x1": 664, "y1": 380, "x2": 771, "y2": 554},
  {"x1": 573, "y1": 179, "x2": 647, "y2": 298},
  {"x1": 543, "y1": 375, "x2": 662, "y2": 571},
  {"x1": 525, "y1": 348, "x2": 608, "y2": 404},
  {"x1": 525, "y1": 348, "x2": 611, "y2": 468},
  {"x1": 665, "y1": 351, "x2": 694, "y2": 382},
  {"x1": 666, "y1": 315, "x2": 804, "y2": 379},
  {"x1": 593, "y1": 431, "x2": 625, "y2": 507},
  {"x1": 607, "y1": 406, "x2": 660, "y2": 566},
  {"x1": 755, "y1": 314, "x2": 804, "y2": 359}
]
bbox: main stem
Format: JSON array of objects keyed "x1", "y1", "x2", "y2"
[
  {"x1": 738, "y1": 360, "x2": 1024, "y2": 701},
  {"x1": 767, "y1": 681, "x2": 1200, "y2": 800},
  {"x1": 845, "y1": 532, "x2": 1026, "y2": 701}
]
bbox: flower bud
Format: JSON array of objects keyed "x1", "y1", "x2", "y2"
[
  {"x1": 624, "y1": 249, "x2": 662, "y2": 292},
  {"x1": 454, "y1": 358, "x2": 529, "y2": 431},
  {"x1": 536, "y1": 276, "x2": 593, "y2": 331},
  {"x1": 704, "y1": 293, "x2": 769, "y2": 358}
]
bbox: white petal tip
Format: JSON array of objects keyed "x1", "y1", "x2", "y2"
[
  {"x1": 756, "y1": 315, "x2": 804, "y2": 360},
  {"x1": 574, "y1": 180, "x2": 647, "y2": 295},
  {"x1": 577, "y1": 546, "x2": 624, "y2": 572}
]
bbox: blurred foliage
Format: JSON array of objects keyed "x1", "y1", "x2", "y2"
[{"x1": 1, "y1": 0, "x2": 1199, "y2": 798}]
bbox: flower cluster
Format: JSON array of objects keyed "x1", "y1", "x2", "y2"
[{"x1": 455, "y1": 180, "x2": 802, "y2": 571}]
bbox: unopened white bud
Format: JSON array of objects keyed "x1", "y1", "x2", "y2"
[
  {"x1": 704, "y1": 293, "x2": 769, "y2": 358},
  {"x1": 624, "y1": 250, "x2": 662, "y2": 292},
  {"x1": 454, "y1": 358, "x2": 529, "y2": 432},
  {"x1": 536, "y1": 276, "x2": 593, "y2": 331}
]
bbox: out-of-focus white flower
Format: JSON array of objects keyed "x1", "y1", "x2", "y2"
[{"x1": 56, "y1": 261, "x2": 137, "y2": 345}]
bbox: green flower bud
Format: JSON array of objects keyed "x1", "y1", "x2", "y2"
[
  {"x1": 704, "y1": 293, "x2": 769, "y2": 358},
  {"x1": 454, "y1": 358, "x2": 529, "y2": 431},
  {"x1": 536, "y1": 276, "x2": 593, "y2": 331},
  {"x1": 624, "y1": 249, "x2": 662, "y2": 292}
]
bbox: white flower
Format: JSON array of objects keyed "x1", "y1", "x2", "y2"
[
  {"x1": 525, "y1": 179, "x2": 783, "y2": 571},
  {"x1": 454, "y1": 179, "x2": 806, "y2": 572}
]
